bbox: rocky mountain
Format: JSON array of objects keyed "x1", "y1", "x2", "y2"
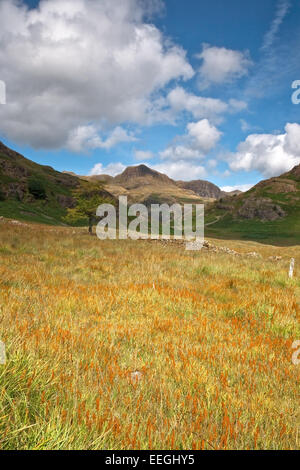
[
  {"x1": 68, "y1": 164, "x2": 213, "y2": 206},
  {"x1": 176, "y1": 179, "x2": 222, "y2": 199},
  {"x1": 205, "y1": 164, "x2": 300, "y2": 245},
  {"x1": 78, "y1": 164, "x2": 231, "y2": 205},
  {"x1": 3, "y1": 140, "x2": 298, "y2": 244},
  {"x1": 114, "y1": 164, "x2": 173, "y2": 187},
  {"x1": 112, "y1": 165, "x2": 208, "y2": 205}
]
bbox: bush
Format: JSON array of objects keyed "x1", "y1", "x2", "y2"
[{"x1": 28, "y1": 178, "x2": 47, "y2": 200}]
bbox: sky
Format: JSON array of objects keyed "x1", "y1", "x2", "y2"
[{"x1": 0, "y1": 0, "x2": 300, "y2": 191}]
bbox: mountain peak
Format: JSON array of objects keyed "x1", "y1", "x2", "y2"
[
  {"x1": 118, "y1": 164, "x2": 159, "y2": 178},
  {"x1": 114, "y1": 164, "x2": 173, "y2": 186}
]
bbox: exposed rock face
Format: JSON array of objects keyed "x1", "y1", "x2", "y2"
[
  {"x1": 216, "y1": 202, "x2": 234, "y2": 210},
  {"x1": 0, "y1": 159, "x2": 29, "y2": 179},
  {"x1": 177, "y1": 180, "x2": 222, "y2": 199},
  {"x1": 5, "y1": 182, "x2": 27, "y2": 201},
  {"x1": 56, "y1": 194, "x2": 76, "y2": 208},
  {"x1": 237, "y1": 198, "x2": 286, "y2": 221}
]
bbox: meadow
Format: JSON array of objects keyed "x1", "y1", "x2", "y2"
[{"x1": 0, "y1": 219, "x2": 299, "y2": 450}]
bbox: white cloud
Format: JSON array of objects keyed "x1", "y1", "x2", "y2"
[
  {"x1": 221, "y1": 184, "x2": 254, "y2": 193},
  {"x1": 197, "y1": 44, "x2": 252, "y2": 90},
  {"x1": 134, "y1": 150, "x2": 154, "y2": 160},
  {"x1": 0, "y1": 0, "x2": 194, "y2": 149},
  {"x1": 160, "y1": 145, "x2": 202, "y2": 162},
  {"x1": 166, "y1": 87, "x2": 247, "y2": 123},
  {"x1": 67, "y1": 125, "x2": 136, "y2": 152},
  {"x1": 187, "y1": 119, "x2": 222, "y2": 153},
  {"x1": 228, "y1": 123, "x2": 300, "y2": 177},
  {"x1": 152, "y1": 161, "x2": 207, "y2": 181},
  {"x1": 167, "y1": 86, "x2": 228, "y2": 120},
  {"x1": 160, "y1": 119, "x2": 222, "y2": 162},
  {"x1": 284, "y1": 123, "x2": 300, "y2": 155},
  {"x1": 89, "y1": 162, "x2": 126, "y2": 177}
]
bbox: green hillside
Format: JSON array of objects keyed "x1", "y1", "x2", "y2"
[
  {"x1": 0, "y1": 141, "x2": 81, "y2": 224},
  {"x1": 0, "y1": 141, "x2": 114, "y2": 226},
  {"x1": 205, "y1": 164, "x2": 300, "y2": 245}
]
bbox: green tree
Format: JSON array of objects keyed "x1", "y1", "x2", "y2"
[{"x1": 65, "y1": 183, "x2": 115, "y2": 234}]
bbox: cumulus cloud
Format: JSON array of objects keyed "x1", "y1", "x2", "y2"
[
  {"x1": 134, "y1": 150, "x2": 154, "y2": 160},
  {"x1": 66, "y1": 125, "x2": 136, "y2": 153},
  {"x1": 166, "y1": 87, "x2": 247, "y2": 123},
  {"x1": 160, "y1": 119, "x2": 222, "y2": 162},
  {"x1": 152, "y1": 161, "x2": 207, "y2": 181},
  {"x1": 187, "y1": 119, "x2": 222, "y2": 153},
  {"x1": 0, "y1": 0, "x2": 194, "y2": 149},
  {"x1": 197, "y1": 44, "x2": 252, "y2": 90},
  {"x1": 167, "y1": 87, "x2": 228, "y2": 120},
  {"x1": 89, "y1": 162, "x2": 126, "y2": 177},
  {"x1": 228, "y1": 123, "x2": 300, "y2": 177}
]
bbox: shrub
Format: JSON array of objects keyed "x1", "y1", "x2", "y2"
[{"x1": 28, "y1": 177, "x2": 47, "y2": 200}]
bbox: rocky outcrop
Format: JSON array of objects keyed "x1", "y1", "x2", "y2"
[
  {"x1": 237, "y1": 197, "x2": 286, "y2": 221},
  {"x1": 177, "y1": 180, "x2": 222, "y2": 199},
  {"x1": 56, "y1": 194, "x2": 76, "y2": 208}
]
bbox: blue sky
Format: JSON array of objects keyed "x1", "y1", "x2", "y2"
[{"x1": 0, "y1": 0, "x2": 300, "y2": 190}]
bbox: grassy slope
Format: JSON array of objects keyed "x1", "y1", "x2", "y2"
[
  {"x1": 205, "y1": 172, "x2": 300, "y2": 246},
  {"x1": 0, "y1": 200, "x2": 68, "y2": 226},
  {"x1": 0, "y1": 221, "x2": 299, "y2": 449},
  {"x1": 0, "y1": 143, "x2": 79, "y2": 225}
]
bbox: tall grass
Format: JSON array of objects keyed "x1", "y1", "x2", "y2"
[{"x1": 0, "y1": 221, "x2": 299, "y2": 449}]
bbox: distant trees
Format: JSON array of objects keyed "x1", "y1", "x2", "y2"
[{"x1": 65, "y1": 182, "x2": 115, "y2": 234}]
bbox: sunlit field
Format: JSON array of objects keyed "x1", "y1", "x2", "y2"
[{"x1": 0, "y1": 220, "x2": 299, "y2": 450}]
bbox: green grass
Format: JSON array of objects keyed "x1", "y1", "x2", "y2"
[
  {"x1": 0, "y1": 200, "x2": 66, "y2": 225},
  {"x1": 205, "y1": 190, "x2": 300, "y2": 246}
]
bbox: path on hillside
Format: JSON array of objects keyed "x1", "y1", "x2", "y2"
[{"x1": 205, "y1": 215, "x2": 224, "y2": 227}]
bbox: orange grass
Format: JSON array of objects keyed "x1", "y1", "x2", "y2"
[{"x1": 0, "y1": 220, "x2": 299, "y2": 449}]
